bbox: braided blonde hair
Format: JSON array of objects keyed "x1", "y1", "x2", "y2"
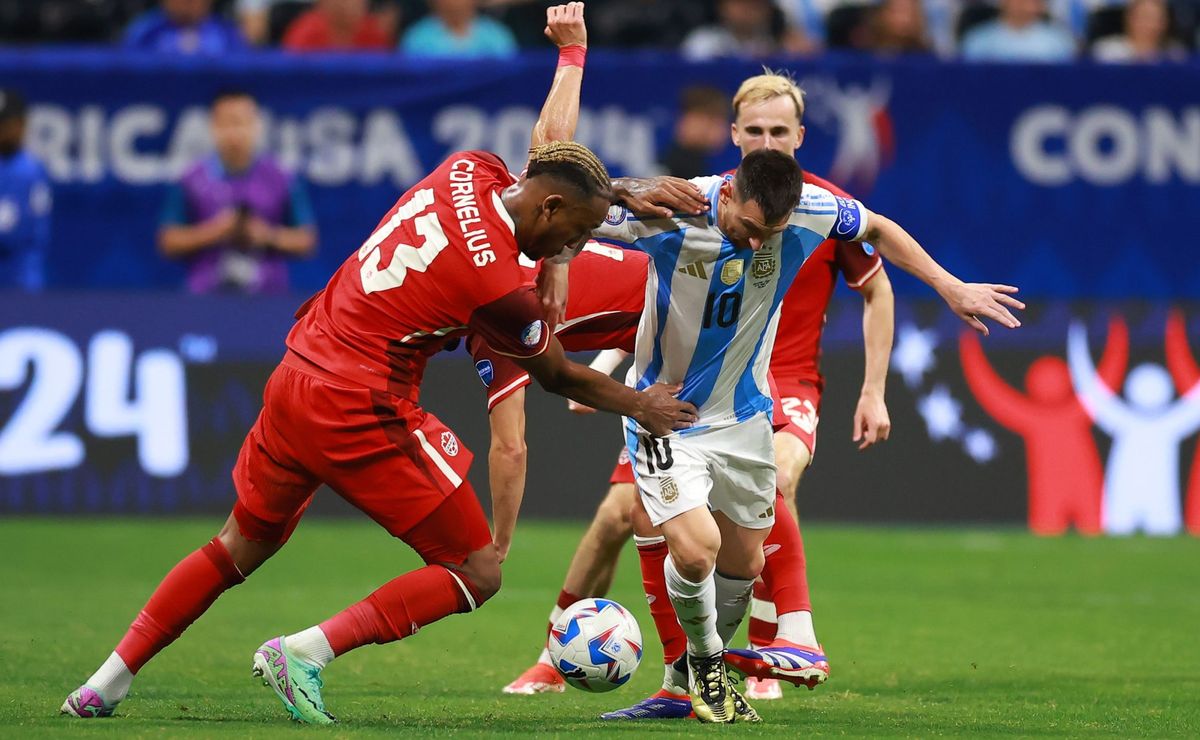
[{"x1": 526, "y1": 141, "x2": 611, "y2": 197}]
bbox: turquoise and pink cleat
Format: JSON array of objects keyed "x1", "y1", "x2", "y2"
[
  {"x1": 60, "y1": 686, "x2": 118, "y2": 718},
  {"x1": 724, "y1": 640, "x2": 831, "y2": 689},
  {"x1": 252, "y1": 636, "x2": 336, "y2": 725}
]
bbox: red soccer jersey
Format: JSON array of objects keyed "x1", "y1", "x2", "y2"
[
  {"x1": 287, "y1": 151, "x2": 550, "y2": 401},
  {"x1": 769, "y1": 172, "x2": 883, "y2": 386},
  {"x1": 469, "y1": 242, "x2": 649, "y2": 409}
]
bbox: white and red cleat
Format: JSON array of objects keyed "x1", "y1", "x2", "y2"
[
  {"x1": 725, "y1": 640, "x2": 830, "y2": 690},
  {"x1": 502, "y1": 662, "x2": 566, "y2": 695},
  {"x1": 744, "y1": 675, "x2": 784, "y2": 700}
]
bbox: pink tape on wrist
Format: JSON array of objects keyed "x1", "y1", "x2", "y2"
[{"x1": 557, "y1": 45, "x2": 586, "y2": 69}]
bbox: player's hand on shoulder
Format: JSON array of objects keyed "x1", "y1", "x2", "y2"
[
  {"x1": 853, "y1": 391, "x2": 890, "y2": 450},
  {"x1": 944, "y1": 282, "x2": 1025, "y2": 336},
  {"x1": 614, "y1": 177, "x2": 708, "y2": 220},
  {"x1": 636, "y1": 382, "x2": 697, "y2": 437},
  {"x1": 545, "y1": 2, "x2": 586, "y2": 48}
]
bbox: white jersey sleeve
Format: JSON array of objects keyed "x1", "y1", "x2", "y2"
[
  {"x1": 595, "y1": 176, "x2": 724, "y2": 251},
  {"x1": 790, "y1": 184, "x2": 871, "y2": 242}
]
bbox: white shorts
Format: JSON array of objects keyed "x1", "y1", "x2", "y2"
[{"x1": 623, "y1": 414, "x2": 777, "y2": 530}]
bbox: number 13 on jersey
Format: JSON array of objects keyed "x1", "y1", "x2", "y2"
[{"x1": 358, "y1": 188, "x2": 450, "y2": 294}]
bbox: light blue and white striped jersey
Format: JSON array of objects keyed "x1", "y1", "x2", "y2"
[{"x1": 595, "y1": 175, "x2": 869, "y2": 432}]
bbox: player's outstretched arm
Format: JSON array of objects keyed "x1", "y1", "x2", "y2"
[
  {"x1": 488, "y1": 389, "x2": 529, "y2": 564},
  {"x1": 854, "y1": 270, "x2": 893, "y2": 449},
  {"x1": 863, "y1": 212, "x2": 1025, "y2": 336},
  {"x1": 513, "y1": 337, "x2": 696, "y2": 436},
  {"x1": 530, "y1": 3, "x2": 587, "y2": 151},
  {"x1": 610, "y1": 177, "x2": 708, "y2": 220},
  {"x1": 567, "y1": 349, "x2": 629, "y2": 414}
]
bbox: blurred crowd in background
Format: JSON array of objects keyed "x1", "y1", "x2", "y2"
[{"x1": 0, "y1": 0, "x2": 1195, "y2": 62}]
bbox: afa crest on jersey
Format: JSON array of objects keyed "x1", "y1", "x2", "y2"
[
  {"x1": 751, "y1": 251, "x2": 776, "y2": 280},
  {"x1": 475, "y1": 359, "x2": 494, "y2": 387}
]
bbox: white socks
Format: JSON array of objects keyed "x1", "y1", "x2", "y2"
[
  {"x1": 777, "y1": 610, "x2": 819, "y2": 648},
  {"x1": 285, "y1": 626, "x2": 336, "y2": 669},
  {"x1": 86, "y1": 652, "x2": 133, "y2": 704},
  {"x1": 663, "y1": 556, "x2": 723, "y2": 658},
  {"x1": 537, "y1": 604, "x2": 567, "y2": 666},
  {"x1": 713, "y1": 572, "x2": 755, "y2": 646},
  {"x1": 663, "y1": 656, "x2": 689, "y2": 695}
]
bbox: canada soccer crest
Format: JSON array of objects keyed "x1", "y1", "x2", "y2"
[{"x1": 440, "y1": 431, "x2": 459, "y2": 457}]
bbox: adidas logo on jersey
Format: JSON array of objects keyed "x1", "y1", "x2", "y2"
[{"x1": 677, "y1": 262, "x2": 708, "y2": 279}]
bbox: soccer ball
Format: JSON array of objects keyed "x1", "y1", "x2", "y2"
[{"x1": 547, "y1": 598, "x2": 643, "y2": 692}]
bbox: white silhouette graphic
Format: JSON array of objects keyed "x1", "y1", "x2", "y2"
[
  {"x1": 803, "y1": 76, "x2": 892, "y2": 193},
  {"x1": 1068, "y1": 322, "x2": 1200, "y2": 536}
]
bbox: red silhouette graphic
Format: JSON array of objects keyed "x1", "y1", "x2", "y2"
[
  {"x1": 1165, "y1": 309, "x2": 1200, "y2": 535},
  {"x1": 959, "y1": 318, "x2": 1128, "y2": 535}
]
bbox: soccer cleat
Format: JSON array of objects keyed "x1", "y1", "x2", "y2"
[
  {"x1": 252, "y1": 636, "x2": 336, "y2": 725},
  {"x1": 724, "y1": 639, "x2": 831, "y2": 690},
  {"x1": 729, "y1": 682, "x2": 762, "y2": 723},
  {"x1": 502, "y1": 662, "x2": 566, "y2": 695},
  {"x1": 60, "y1": 686, "x2": 118, "y2": 718},
  {"x1": 599, "y1": 689, "x2": 694, "y2": 720},
  {"x1": 744, "y1": 675, "x2": 784, "y2": 700},
  {"x1": 687, "y1": 652, "x2": 735, "y2": 723}
]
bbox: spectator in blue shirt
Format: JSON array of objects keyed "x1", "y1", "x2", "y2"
[
  {"x1": 0, "y1": 90, "x2": 51, "y2": 292},
  {"x1": 962, "y1": 0, "x2": 1077, "y2": 61},
  {"x1": 125, "y1": 0, "x2": 247, "y2": 54},
  {"x1": 400, "y1": 0, "x2": 517, "y2": 58}
]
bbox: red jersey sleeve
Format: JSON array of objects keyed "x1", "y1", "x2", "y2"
[
  {"x1": 467, "y1": 333, "x2": 532, "y2": 411},
  {"x1": 468, "y1": 285, "x2": 551, "y2": 359},
  {"x1": 834, "y1": 240, "x2": 884, "y2": 289}
]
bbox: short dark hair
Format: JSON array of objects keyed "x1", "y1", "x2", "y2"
[
  {"x1": 526, "y1": 141, "x2": 613, "y2": 201},
  {"x1": 733, "y1": 149, "x2": 805, "y2": 224},
  {"x1": 679, "y1": 86, "x2": 729, "y2": 119},
  {"x1": 212, "y1": 89, "x2": 256, "y2": 109}
]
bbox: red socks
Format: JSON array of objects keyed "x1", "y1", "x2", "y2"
[
  {"x1": 548, "y1": 589, "x2": 584, "y2": 635},
  {"x1": 115, "y1": 537, "x2": 244, "y2": 673},
  {"x1": 635, "y1": 537, "x2": 686, "y2": 665},
  {"x1": 749, "y1": 492, "x2": 812, "y2": 645},
  {"x1": 320, "y1": 565, "x2": 472, "y2": 657}
]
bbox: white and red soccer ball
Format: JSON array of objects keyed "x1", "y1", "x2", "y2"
[{"x1": 547, "y1": 598, "x2": 642, "y2": 692}]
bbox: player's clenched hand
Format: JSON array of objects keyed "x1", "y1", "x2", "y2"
[
  {"x1": 614, "y1": 177, "x2": 708, "y2": 219},
  {"x1": 853, "y1": 391, "x2": 891, "y2": 450},
  {"x1": 635, "y1": 383, "x2": 697, "y2": 436},
  {"x1": 544, "y1": 2, "x2": 586, "y2": 48},
  {"x1": 567, "y1": 399, "x2": 597, "y2": 414},
  {"x1": 942, "y1": 282, "x2": 1025, "y2": 336}
]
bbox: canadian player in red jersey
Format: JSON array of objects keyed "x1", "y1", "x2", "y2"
[
  {"x1": 61, "y1": 8, "x2": 700, "y2": 724},
  {"x1": 498, "y1": 70, "x2": 896, "y2": 712}
]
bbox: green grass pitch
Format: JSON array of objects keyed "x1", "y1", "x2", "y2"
[{"x1": 3, "y1": 518, "x2": 1199, "y2": 738}]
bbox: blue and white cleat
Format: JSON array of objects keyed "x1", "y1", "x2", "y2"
[
  {"x1": 60, "y1": 686, "x2": 119, "y2": 718},
  {"x1": 599, "y1": 689, "x2": 695, "y2": 720},
  {"x1": 725, "y1": 640, "x2": 831, "y2": 690},
  {"x1": 252, "y1": 636, "x2": 336, "y2": 725}
]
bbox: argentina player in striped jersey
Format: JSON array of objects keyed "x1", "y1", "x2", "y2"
[{"x1": 591, "y1": 149, "x2": 1024, "y2": 723}]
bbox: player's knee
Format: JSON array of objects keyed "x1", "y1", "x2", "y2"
[
  {"x1": 458, "y1": 547, "x2": 503, "y2": 606},
  {"x1": 595, "y1": 488, "x2": 634, "y2": 541}
]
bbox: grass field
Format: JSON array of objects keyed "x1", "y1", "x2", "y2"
[{"x1": 3, "y1": 518, "x2": 1199, "y2": 738}]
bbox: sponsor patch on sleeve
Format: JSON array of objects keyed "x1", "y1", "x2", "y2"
[
  {"x1": 520, "y1": 320, "x2": 545, "y2": 348},
  {"x1": 832, "y1": 196, "x2": 864, "y2": 239},
  {"x1": 475, "y1": 359, "x2": 495, "y2": 387}
]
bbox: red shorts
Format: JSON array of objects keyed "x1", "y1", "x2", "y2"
[
  {"x1": 770, "y1": 379, "x2": 822, "y2": 456},
  {"x1": 231, "y1": 354, "x2": 492, "y2": 561},
  {"x1": 609, "y1": 448, "x2": 635, "y2": 485}
]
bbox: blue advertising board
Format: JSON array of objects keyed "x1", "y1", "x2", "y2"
[{"x1": 2, "y1": 51, "x2": 1198, "y2": 297}]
